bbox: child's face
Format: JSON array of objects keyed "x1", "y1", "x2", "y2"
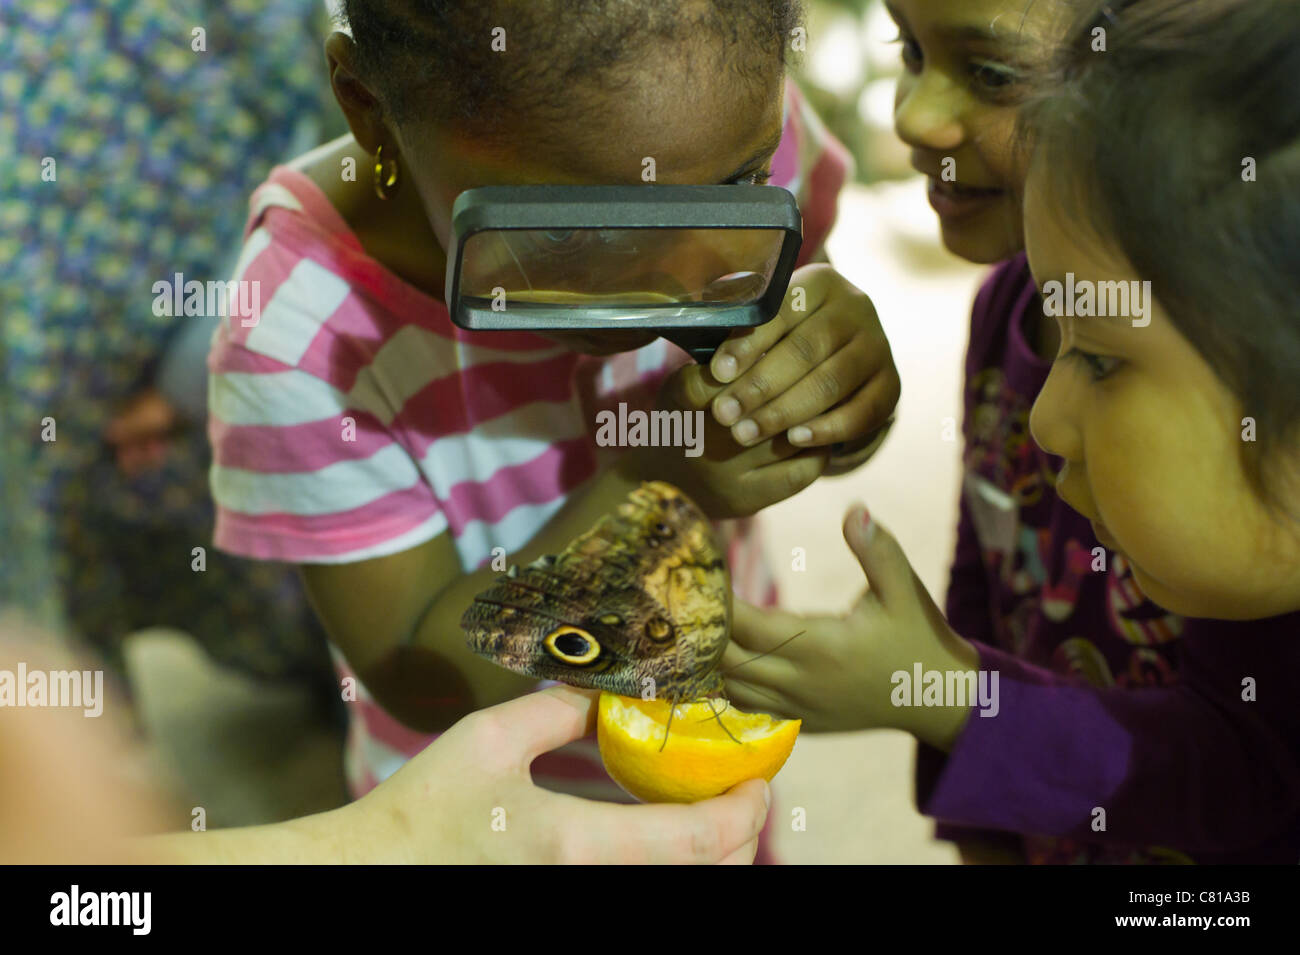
[
  {"x1": 886, "y1": 0, "x2": 1060, "y2": 264},
  {"x1": 1024, "y1": 160, "x2": 1300, "y2": 620},
  {"x1": 392, "y1": 49, "x2": 787, "y2": 355}
]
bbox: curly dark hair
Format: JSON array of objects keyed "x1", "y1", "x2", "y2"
[
  {"x1": 1022, "y1": 0, "x2": 1300, "y2": 514},
  {"x1": 339, "y1": 0, "x2": 804, "y2": 136}
]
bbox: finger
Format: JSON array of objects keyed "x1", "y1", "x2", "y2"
[
  {"x1": 787, "y1": 368, "x2": 901, "y2": 449},
  {"x1": 727, "y1": 601, "x2": 765, "y2": 654},
  {"x1": 712, "y1": 303, "x2": 854, "y2": 437},
  {"x1": 737, "y1": 341, "x2": 879, "y2": 446},
  {"x1": 721, "y1": 639, "x2": 802, "y2": 690},
  {"x1": 729, "y1": 600, "x2": 806, "y2": 652},
  {"x1": 709, "y1": 314, "x2": 791, "y2": 389},
  {"x1": 719, "y1": 330, "x2": 853, "y2": 445},
  {"x1": 627, "y1": 778, "x2": 770, "y2": 864},
  {"x1": 490, "y1": 686, "x2": 600, "y2": 764},
  {"x1": 723, "y1": 679, "x2": 803, "y2": 722},
  {"x1": 710, "y1": 265, "x2": 838, "y2": 386},
  {"x1": 737, "y1": 448, "x2": 830, "y2": 506},
  {"x1": 842, "y1": 505, "x2": 914, "y2": 609},
  {"x1": 713, "y1": 313, "x2": 838, "y2": 421},
  {"x1": 667, "y1": 362, "x2": 727, "y2": 410},
  {"x1": 721, "y1": 428, "x2": 812, "y2": 470},
  {"x1": 716, "y1": 835, "x2": 760, "y2": 865},
  {"x1": 720, "y1": 640, "x2": 750, "y2": 671}
]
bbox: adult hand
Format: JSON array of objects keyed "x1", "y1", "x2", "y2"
[{"x1": 346, "y1": 685, "x2": 772, "y2": 863}]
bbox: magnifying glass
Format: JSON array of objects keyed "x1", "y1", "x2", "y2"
[{"x1": 445, "y1": 185, "x2": 803, "y2": 363}]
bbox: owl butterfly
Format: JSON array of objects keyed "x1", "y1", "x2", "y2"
[{"x1": 461, "y1": 481, "x2": 733, "y2": 720}]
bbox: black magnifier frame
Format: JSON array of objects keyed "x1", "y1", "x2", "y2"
[{"x1": 445, "y1": 185, "x2": 803, "y2": 363}]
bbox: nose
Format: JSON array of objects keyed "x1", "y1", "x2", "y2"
[
  {"x1": 894, "y1": 70, "x2": 965, "y2": 155},
  {"x1": 1029, "y1": 358, "x2": 1082, "y2": 471}
]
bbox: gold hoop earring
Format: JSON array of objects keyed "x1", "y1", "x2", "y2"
[{"x1": 373, "y1": 145, "x2": 400, "y2": 200}]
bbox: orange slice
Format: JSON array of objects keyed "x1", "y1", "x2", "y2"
[{"x1": 596, "y1": 692, "x2": 801, "y2": 804}]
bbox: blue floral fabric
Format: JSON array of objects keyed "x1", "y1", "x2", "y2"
[{"x1": 1, "y1": 0, "x2": 347, "y2": 684}]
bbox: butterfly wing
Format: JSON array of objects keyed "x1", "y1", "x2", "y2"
[{"x1": 461, "y1": 482, "x2": 730, "y2": 700}]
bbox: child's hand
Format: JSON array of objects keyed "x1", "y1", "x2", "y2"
[
  {"x1": 104, "y1": 388, "x2": 180, "y2": 477},
  {"x1": 349, "y1": 685, "x2": 771, "y2": 863},
  {"x1": 722, "y1": 505, "x2": 978, "y2": 748},
  {"x1": 632, "y1": 363, "x2": 831, "y2": 518},
  {"x1": 707, "y1": 264, "x2": 900, "y2": 454}
]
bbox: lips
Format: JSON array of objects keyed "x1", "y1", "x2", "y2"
[
  {"x1": 930, "y1": 177, "x2": 1002, "y2": 197},
  {"x1": 1055, "y1": 480, "x2": 1112, "y2": 544},
  {"x1": 926, "y1": 177, "x2": 1005, "y2": 220}
]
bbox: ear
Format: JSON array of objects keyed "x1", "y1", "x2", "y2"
[{"x1": 324, "y1": 31, "x2": 391, "y2": 153}]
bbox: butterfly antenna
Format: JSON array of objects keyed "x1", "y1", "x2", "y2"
[
  {"x1": 719, "y1": 630, "x2": 807, "y2": 676},
  {"x1": 703, "y1": 696, "x2": 742, "y2": 745},
  {"x1": 660, "y1": 695, "x2": 678, "y2": 753},
  {"x1": 693, "y1": 697, "x2": 731, "y2": 722}
]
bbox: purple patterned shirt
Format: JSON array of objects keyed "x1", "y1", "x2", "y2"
[{"x1": 924, "y1": 254, "x2": 1300, "y2": 864}]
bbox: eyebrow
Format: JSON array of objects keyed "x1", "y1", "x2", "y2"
[
  {"x1": 717, "y1": 127, "x2": 785, "y2": 184},
  {"x1": 1063, "y1": 313, "x2": 1136, "y2": 331},
  {"x1": 1035, "y1": 279, "x2": 1142, "y2": 330},
  {"x1": 885, "y1": 2, "x2": 1035, "y2": 52},
  {"x1": 939, "y1": 22, "x2": 1035, "y2": 49}
]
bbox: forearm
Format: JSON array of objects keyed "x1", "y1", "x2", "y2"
[
  {"x1": 917, "y1": 633, "x2": 1300, "y2": 854},
  {"x1": 379, "y1": 453, "x2": 648, "y2": 729},
  {"x1": 140, "y1": 804, "x2": 370, "y2": 864}
]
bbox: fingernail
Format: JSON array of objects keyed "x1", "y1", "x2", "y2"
[
  {"x1": 715, "y1": 396, "x2": 742, "y2": 425},
  {"x1": 734, "y1": 419, "x2": 759, "y2": 444},
  {"x1": 714, "y1": 353, "x2": 738, "y2": 382},
  {"x1": 761, "y1": 780, "x2": 771, "y2": 810},
  {"x1": 789, "y1": 425, "x2": 813, "y2": 445},
  {"x1": 860, "y1": 505, "x2": 877, "y2": 543}
]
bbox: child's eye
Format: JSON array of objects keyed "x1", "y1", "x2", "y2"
[
  {"x1": 1068, "y1": 348, "x2": 1122, "y2": 381},
  {"x1": 731, "y1": 169, "x2": 772, "y2": 186},
  {"x1": 888, "y1": 33, "x2": 923, "y2": 73},
  {"x1": 969, "y1": 61, "x2": 1021, "y2": 96}
]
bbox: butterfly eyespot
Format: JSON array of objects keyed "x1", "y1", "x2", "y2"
[
  {"x1": 645, "y1": 617, "x2": 673, "y2": 642},
  {"x1": 544, "y1": 626, "x2": 601, "y2": 665},
  {"x1": 598, "y1": 613, "x2": 623, "y2": 627}
]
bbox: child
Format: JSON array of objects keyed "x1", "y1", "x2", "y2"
[
  {"x1": 206, "y1": 0, "x2": 897, "y2": 858},
  {"x1": 727, "y1": 0, "x2": 1300, "y2": 863},
  {"x1": 889, "y1": 0, "x2": 1183, "y2": 864}
]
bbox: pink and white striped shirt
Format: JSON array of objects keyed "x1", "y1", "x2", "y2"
[{"x1": 208, "y1": 82, "x2": 850, "y2": 808}]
